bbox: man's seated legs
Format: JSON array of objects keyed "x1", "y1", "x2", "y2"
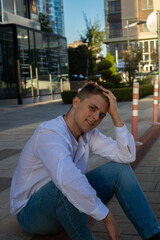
[
  {"x1": 17, "y1": 181, "x2": 95, "y2": 240},
  {"x1": 86, "y1": 161, "x2": 160, "y2": 239}
]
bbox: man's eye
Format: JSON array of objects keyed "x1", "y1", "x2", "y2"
[{"x1": 89, "y1": 106, "x2": 95, "y2": 111}]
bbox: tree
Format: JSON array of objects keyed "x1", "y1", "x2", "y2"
[
  {"x1": 39, "y1": 13, "x2": 53, "y2": 33},
  {"x1": 151, "y1": 49, "x2": 158, "y2": 68},
  {"x1": 80, "y1": 13, "x2": 105, "y2": 75},
  {"x1": 122, "y1": 46, "x2": 142, "y2": 86},
  {"x1": 94, "y1": 59, "x2": 121, "y2": 88},
  {"x1": 105, "y1": 53, "x2": 117, "y2": 75},
  {"x1": 68, "y1": 45, "x2": 90, "y2": 80}
]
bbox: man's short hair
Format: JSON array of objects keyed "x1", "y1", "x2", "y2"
[{"x1": 76, "y1": 81, "x2": 110, "y2": 107}]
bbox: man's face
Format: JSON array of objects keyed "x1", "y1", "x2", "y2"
[{"x1": 73, "y1": 94, "x2": 109, "y2": 134}]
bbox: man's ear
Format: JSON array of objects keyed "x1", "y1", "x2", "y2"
[{"x1": 72, "y1": 97, "x2": 80, "y2": 109}]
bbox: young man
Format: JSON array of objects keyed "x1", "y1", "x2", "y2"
[{"x1": 10, "y1": 82, "x2": 160, "y2": 240}]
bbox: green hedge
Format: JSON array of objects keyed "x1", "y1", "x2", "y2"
[
  {"x1": 61, "y1": 90, "x2": 77, "y2": 104},
  {"x1": 61, "y1": 84, "x2": 154, "y2": 104},
  {"x1": 97, "y1": 80, "x2": 114, "y2": 89},
  {"x1": 111, "y1": 87, "x2": 133, "y2": 101},
  {"x1": 139, "y1": 84, "x2": 154, "y2": 98}
]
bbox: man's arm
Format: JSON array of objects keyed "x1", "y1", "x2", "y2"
[
  {"x1": 35, "y1": 129, "x2": 109, "y2": 221},
  {"x1": 103, "y1": 90, "x2": 134, "y2": 155},
  {"x1": 103, "y1": 212, "x2": 120, "y2": 240},
  {"x1": 101, "y1": 90, "x2": 134, "y2": 239},
  {"x1": 103, "y1": 90, "x2": 123, "y2": 128}
]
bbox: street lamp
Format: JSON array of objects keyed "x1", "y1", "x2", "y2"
[
  {"x1": 157, "y1": 11, "x2": 160, "y2": 101},
  {"x1": 147, "y1": 11, "x2": 160, "y2": 103},
  {"x1": 125, "y1": 20, "x2": 146, "y2": 48}
]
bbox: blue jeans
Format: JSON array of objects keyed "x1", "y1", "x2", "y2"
[{"x1": 17, "y1": 162, "x2": 160, "y2": 239}]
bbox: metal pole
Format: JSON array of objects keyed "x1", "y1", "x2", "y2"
[
  {"x1": 36, "y1": 67, "x2": 40, "y2": 102},
  {"x1": 16, "y1": 60, "x2": 23, "y2": 104},
  {"x1": 0, "y1": 0, "x2": 4, "y2": 22},
  {"x1": 115, "y1": 48, "x2": 118, "y2": 69},
  {"x1": 126, "y1": 20, "x2": 129, "y2": 48},
  {"x1": 60, "y1": 77, "x2": 63, "y2": 93},
  {"x1": 30, "y1": 65, "x2": 34, "y2": 103},
  {"x1": 153, "y1": 80, "x2": 159, "y2": 123},
  {"x1": 132, "y1": 82, "x2": 139, "y2": 142},
  {"x1": 49, "y1": 73, "x2": 53, "y2": 100}
]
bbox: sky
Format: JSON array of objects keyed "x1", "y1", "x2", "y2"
[{"x1": 63, "y1": 0, "x2": 106, "y2": 56}]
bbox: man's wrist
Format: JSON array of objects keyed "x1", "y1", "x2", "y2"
[
  {"x1": 103, "y1": 211, "x2": 110, "y2": 223},
  {"x1": 111, "y1": 114, "x2": 123, "y2": 127}
]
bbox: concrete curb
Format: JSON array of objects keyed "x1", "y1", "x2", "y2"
[{"x1": 131, "y1": 119, "x2": 160, "y2": 170}]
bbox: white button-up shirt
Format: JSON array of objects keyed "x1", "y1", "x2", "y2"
[{"x1": 10, "y1": 116, "x2": 136, "y2": 221}]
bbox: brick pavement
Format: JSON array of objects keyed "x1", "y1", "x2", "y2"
[{"x1": 0, "y1": 96, "x2": 160, "y2": 240}]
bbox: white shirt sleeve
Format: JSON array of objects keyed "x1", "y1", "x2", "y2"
[
  {"x1": 90, "y1": 124, "x2": 136, "y2": 163},
  {"x1": 34, "y1": 129, "x2": 109, "y2": 221}
]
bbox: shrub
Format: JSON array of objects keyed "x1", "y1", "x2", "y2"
[
  {"x1": 61, "y1": 84, "x2": 154, "y2": 104},
  {"x1": 139, "y1": 77, "x2": 152, "y2": 85},
  {"x1": 119, "y1": 82, "x2": 128, "y2": 88},
  {"x1": 97, "y1": 80, "x2": 114, "y2": 89},
  {"x1": 61, "y1": 90, "x2": 77, "y2": 104},
  {"x1": 111, "y1": 88, "x2": 133, "y2": 101},
  {"x1": 108, "y1": 75, "x2": 121, "y2": 88},
  {"x1": 87, "y1": 75, "x2": 99, "y2": 82},
  {"x1": 139, "y1": 84, "x2": 154, "y2": 98},
  {"x1": 101, "y1": 69, "x2": 113, "y2": 80},
  {"x1": 94, "y1": 60, "x2": 112, "y2": 73}
]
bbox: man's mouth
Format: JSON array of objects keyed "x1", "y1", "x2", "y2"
[{"x1": 86, "y1": 119, "x2": 93, "y2": 126}]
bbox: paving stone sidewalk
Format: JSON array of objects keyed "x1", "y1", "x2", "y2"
[{"x1": 0, "y1": 96, "x2": 160, "y2": 240}]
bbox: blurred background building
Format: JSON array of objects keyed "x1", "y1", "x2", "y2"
[
  {"x1": 0, "y1": 0, "x2": 68, "y2": 104},
  {"x1": 104, "y1": 0, "x2": 159, "y2": 72},
  {"x1": 38, "y1": 0, "x2": 65, "y2": 36}
]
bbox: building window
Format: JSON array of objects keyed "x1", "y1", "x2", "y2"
[
  {"x1": 142, "y1": 0, "x2": 153, "y2": 10},
  {"x1": 144, "y1": 41, "x2": 149, "y2": 53},
  {"x1": 3, "y1": 0, "x2": 14, "y2": 14},
  {"x1": 15, "y1": 0, "x2": 28, "y2": 18},
  {"x1": 138, "y1": 42, "x2": 143, "y2": 51},
  {"x1": 17, "y1": 28, "x2": 30, "y2": 87},
  {"x1": 144, "y1": 54, "x2": 149, "y2": 61},
  {"x1": 150, "y1": 41, "x2": 154, "y2": 52},
  {"x1": 0, "y1": 27, "x2": 16, "y2": 98},
  {"x1": 109, "y1": 22, "x2": 122, "y2": 37},
  {"x1": 108, "y1": 1, "x2": 121, "y2": 14}
]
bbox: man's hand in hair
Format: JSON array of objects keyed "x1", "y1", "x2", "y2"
[{"x1": 103, "y1": 90, "x2": 123, "y2": 127}]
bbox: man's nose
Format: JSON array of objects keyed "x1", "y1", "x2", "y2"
[{"x1": 92, "y1": 112, "x2": 100, "y2": 121}]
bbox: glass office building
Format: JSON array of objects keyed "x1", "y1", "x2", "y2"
[
  {"x1": 38, "y1": 0, "x2": 65, "y2": 36},
  {"x1": 0, "y1": 0, "x2": 68, "y2": 104}
]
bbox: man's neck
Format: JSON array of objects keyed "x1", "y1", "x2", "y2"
[{"x1": 63, "y1": 112, "x2": 81, "y2": 141}]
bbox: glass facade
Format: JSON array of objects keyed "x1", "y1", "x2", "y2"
[
  {"x1": 15, "y1": 0, "x2": 29, "y2": 17},
  {"x1": 3, "y1": 0, "x2": 29, "y2": 18},
  {"x1": 17, "y1": 27, "x2": 30, "y2": 89},
  {"x1": 0, "y1": 24, "x2": 68, "y2": 103},
  {"x1": 0, "y1": 26, "x2": 17, "y2": 98},
  {"x1": 38, "y1": 0, "x2": 65, "y2": 36},
  {"x1": 108, "y1": 1, "x2": 121, "y2": 14},
  {"x1": 3, "y1": 0, "x2": 14, "y2": 14}
]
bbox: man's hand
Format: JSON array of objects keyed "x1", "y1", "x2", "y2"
[
  {"x1": 103, "y1": 90, "x2": 123, "y2": 127},
  {"x1": 103, "y1": 212, "x2": 120, "y2": 240}
]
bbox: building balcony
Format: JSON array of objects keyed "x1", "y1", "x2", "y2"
[{"x1": 109, "y1": 29, "x2": 122, "y2": 38}]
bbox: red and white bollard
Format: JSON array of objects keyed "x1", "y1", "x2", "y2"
[
  {"x1": 153, "y1": 80, "x2": 159, "y2": 123},
  {"x1": 131, "y1": 82, "x2": 139, "y2": 142}
]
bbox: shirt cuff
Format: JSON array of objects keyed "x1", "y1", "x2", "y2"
[
  {"x1": 90, "y1": 202, "x2": 109, "y2": 221},
  {"x1": 114, "y1": 123, "x2": 129, "y2": 139}
]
